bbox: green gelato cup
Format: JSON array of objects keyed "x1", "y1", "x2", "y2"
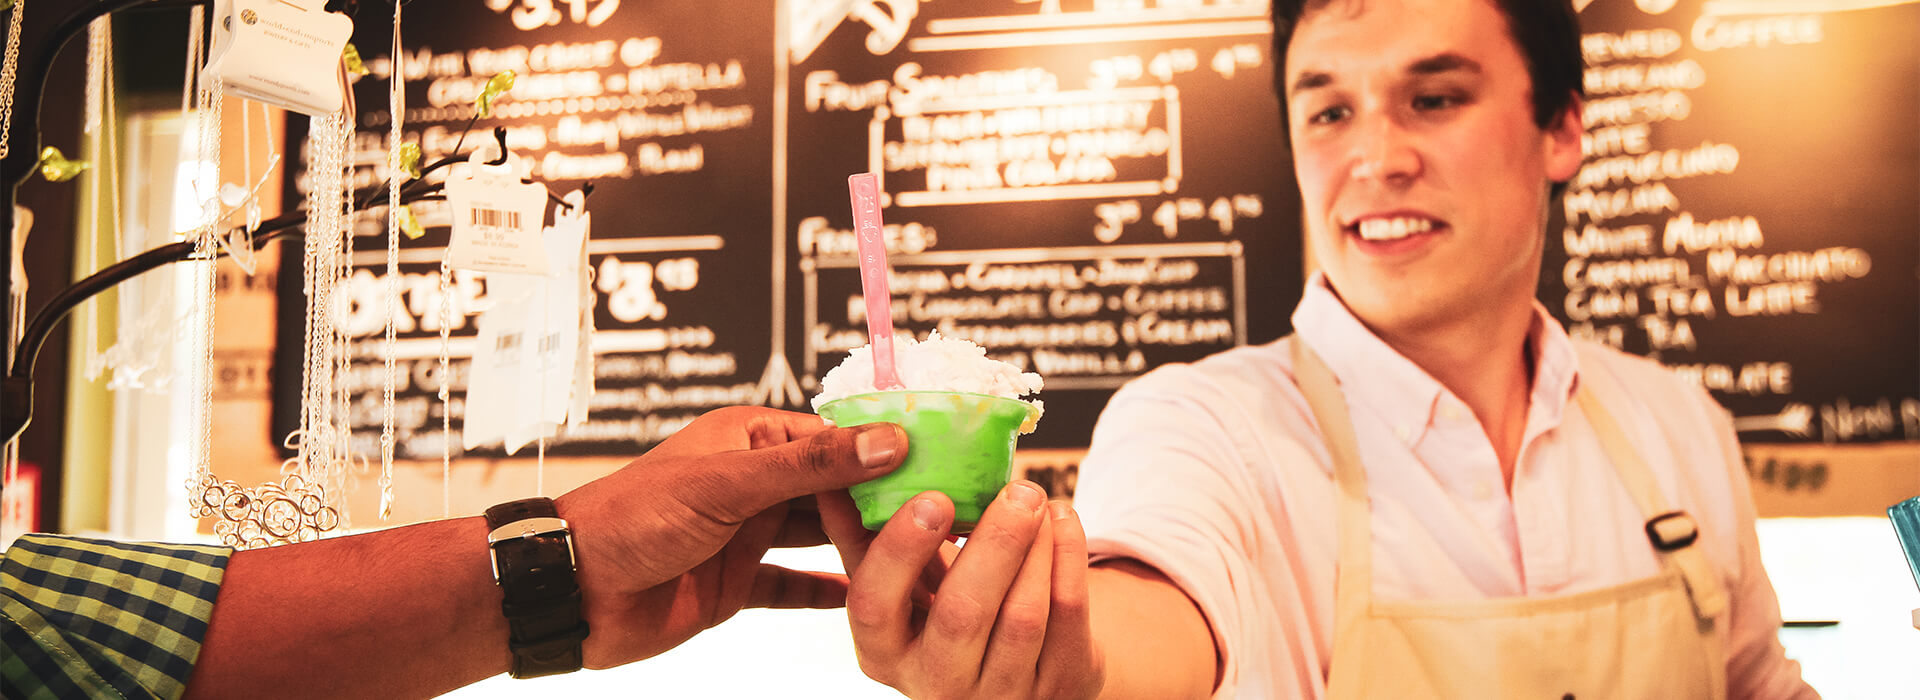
[{"x1": 818, "y1": 391, "x2": 1039, "y2": 533}]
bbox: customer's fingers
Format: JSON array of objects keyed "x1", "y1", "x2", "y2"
[
  {"x1": 748, "y1": 565, "x2": 850, "y2": 609},
  {"x1": 818, "y1": 489, "x2": 875, "y2": 570},
  {"x1": 772, "y1": 502, "x2": 832, "y2": 548}
]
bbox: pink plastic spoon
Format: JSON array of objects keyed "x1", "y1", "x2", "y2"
[{"x1": 848, "y1": 173, "x2": 905, "y2": 390}]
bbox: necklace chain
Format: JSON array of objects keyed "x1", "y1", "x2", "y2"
[
  {"x1": 379, "y1": 1, "x2": 403, "y2": 520},
  {"x1": 0, "y1": 0, "x2": 27, "y2": 159}
]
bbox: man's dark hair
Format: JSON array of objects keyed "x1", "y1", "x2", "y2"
[{"x1": 1270, "y1": 0, "x2": 1585, "y2": 196}]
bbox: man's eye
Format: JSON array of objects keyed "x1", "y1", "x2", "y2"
[
  {"x1": 1309, "y1": 105, "x2": 1351, "y2": 125},
  {"x1": 1413, "y1": 94, "x2": 1463, "y2": 111}
]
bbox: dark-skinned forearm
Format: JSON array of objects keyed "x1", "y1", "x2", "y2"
[{"x1": 183, "y1": 516, "x2": 511, "y2": 699}]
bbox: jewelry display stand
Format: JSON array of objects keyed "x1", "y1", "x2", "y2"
[{"x1": 1, "y1": 0, "x2": 583, "y2": 546}]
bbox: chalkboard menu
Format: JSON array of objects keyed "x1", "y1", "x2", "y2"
[
  {"x1": 275, "y1": 0, "x2": 1299, "y2": 458},
  {"x1": 786, "y1": 0, "x2": 1297, "y2": 444},
  {"x1": 1542, "y1": 0, "x2": 1920, "y2": 444}
]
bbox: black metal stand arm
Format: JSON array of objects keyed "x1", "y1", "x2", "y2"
[
  {"x1": 4, "y1": 0, "x2": 213, "y2": 444},
  {"x1": 0, "y1": 167, "x2": 458, "y2": 443}
]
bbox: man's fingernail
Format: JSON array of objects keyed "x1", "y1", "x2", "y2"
[
  {"x1": 856, "y1": 425, "x2": 901, "y2": 468},
  {"x1": 1049, "y1": 501, "x2": 1072, "y2": 521},
  {"x1": 912, "y1": 497, "x2": 944, "y2": 531},
  {"x1": 1004, "y1": 481, "x2": 1045, "y2": 512}
]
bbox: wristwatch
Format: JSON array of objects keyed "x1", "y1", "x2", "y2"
[{"x1": 485, "y1": 497, "x2": 590, "y2": 678}]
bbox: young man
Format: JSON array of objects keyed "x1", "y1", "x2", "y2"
[{"x1": 821, "y1": 0, "x2": 1819, "y2": 697}]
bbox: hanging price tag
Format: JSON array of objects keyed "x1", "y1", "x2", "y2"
[
  {"x1": 569, "y1": 229, "x2": 597, "y2": 429},
  {"x1": 536, "y1": 193, "x2": 588, "y2": 427},
  {"x1": 463, "y1": 276, "x2": 540, "y2": 454},
  {"x1": 467, "y1": 191, "x2": 591, "y2": 454},
  {"x1": 444, "y1": 147, "x2": 550, "y2": 276},
  {"x1": 201, "y1": 0, "x2": 353, "y2": 116},
  {"x1": 502, "y1": 193, "x2": 590, "y2": 453}
]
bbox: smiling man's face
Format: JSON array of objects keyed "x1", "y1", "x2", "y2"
[{"x1": 1284, "y1": 0, "x2": 1583, "y2": 335}]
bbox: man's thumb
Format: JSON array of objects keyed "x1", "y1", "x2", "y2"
[{"x1": 709, "y1": 423, "x2": 907, "y2": 520}]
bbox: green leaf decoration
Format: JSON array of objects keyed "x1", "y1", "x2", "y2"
[
  {"x1": 394, "y1": 142, "x2": 422, "y2": 181},
  {"x1": 37, "y1": 146, "x2": 90, "y2": 182},
  {"x1": 475, "y1": 70, "x2": 516, "y2": 118},
  {"x1": 342, "y1": 43, "x2": 371, "y2": 76},
  {"x1": 397, "y1": 205, "x2": 425, "y2": 239}
]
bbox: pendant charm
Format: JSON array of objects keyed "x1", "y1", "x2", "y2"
[{"x1": 188, "y1": 471, "x2": 341, "y2": 548}]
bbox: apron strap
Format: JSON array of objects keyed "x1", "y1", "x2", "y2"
[
  {"x1": 1574, "y1": 385, "x2": 1729, "y2": 622},
  {"x1": 1291, "y1": 338, "x2": 1375, "y2": 611}
]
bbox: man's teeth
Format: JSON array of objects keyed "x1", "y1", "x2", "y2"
[{"x1": 1356, "y1": 217, "x2": 1435, "y2": 241}]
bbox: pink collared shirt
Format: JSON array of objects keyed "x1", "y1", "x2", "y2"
[{"x1": 1077, "y1": 274, "x2": 1816, "y2": 699}]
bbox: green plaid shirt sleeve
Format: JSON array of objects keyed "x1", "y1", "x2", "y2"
[{"x1": 2, "y1": 534, "x2": 231, "y2": 700}]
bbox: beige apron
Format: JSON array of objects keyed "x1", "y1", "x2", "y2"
[{"x1": 1291, "y1": 340, "x2": 1729, "y2": 700}]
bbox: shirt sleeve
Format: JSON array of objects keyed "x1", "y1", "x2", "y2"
[
  {"x1": 1, "y1": 534, "x2": 231, "y2": 700},
  {"x1": 1076, "y1": 364, "x2": 1323, "y2": 700},
  {"x1": 1701, "y1": 399, "x2": 1821, "y2": 700}
]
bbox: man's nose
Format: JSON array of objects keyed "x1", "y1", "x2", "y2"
[{"x1": 1348, "y1": 113, "x2": 1421, "y2": 185}]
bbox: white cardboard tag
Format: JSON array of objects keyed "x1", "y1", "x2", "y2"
[
  {"x1": 569, "y1": 239, "x2": 597, "y2": 429},
  {"x1": 503, "y1": 420, "x2": 557, "y2": 456},
  {"x1": 201, "y1": 0, "x2": 353, "y2": 116},
  {"x1": 445, "y1": 148, "x2": 550, "y2": 276},
  {"x1": 462, "y1": 278, "x2": 540, "y2": 453},
  {"x1": 500, "y1": 195, "x2": 589, "y2": 453},
  {"x1": 535, "y1": 195, "x2": 588, "y2": 427}
]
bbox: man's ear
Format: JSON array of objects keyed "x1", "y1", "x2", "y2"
[{"x1": 1544, "y1": 92, "x2": 1585, "y2": 183}]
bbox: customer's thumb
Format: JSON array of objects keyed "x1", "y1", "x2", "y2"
[{"x1": 703, "y1": 423, "x2": 906, "y2": 522}]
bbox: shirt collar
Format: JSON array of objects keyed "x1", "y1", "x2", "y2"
[
  {"x1": 1523, "y1": 299, "x2": 1581, "y2": 444},
  {"x1": 1291, "y1": 272, "x2": 1582, "y2": 448}
]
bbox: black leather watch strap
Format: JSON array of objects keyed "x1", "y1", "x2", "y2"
[{"x1": 485, "y1": 497, "x2": 589, "y2": 678}]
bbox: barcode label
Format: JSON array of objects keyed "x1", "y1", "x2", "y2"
[
  {"x1": 497, "y1": 332, "x2": 521, "y2": 351},
  {"x1": 472, "y1": 207, "x2": 520, "y2": 230},
  {"x1": 443, "y1": 172, "x2": 550, "y2": 275}
]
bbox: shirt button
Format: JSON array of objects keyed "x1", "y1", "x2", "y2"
[
  {"x1": 1394, "y1": 425, "x2": 1411, "y2": 442},
  {"x1": 1441, "y1": 405, "x2": 1465, "y2": 421},
  {"x1": 1475, "y1": 482, "x2": 1493, "y2": 499}
]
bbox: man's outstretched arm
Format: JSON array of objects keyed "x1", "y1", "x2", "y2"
[{"x1": 184, "y1": 408, "x2": 906, "y2": 699}]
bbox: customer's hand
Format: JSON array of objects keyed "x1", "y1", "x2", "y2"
[{"x1": 556, "y1": 406, "x2": 907, "y2": 667}]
